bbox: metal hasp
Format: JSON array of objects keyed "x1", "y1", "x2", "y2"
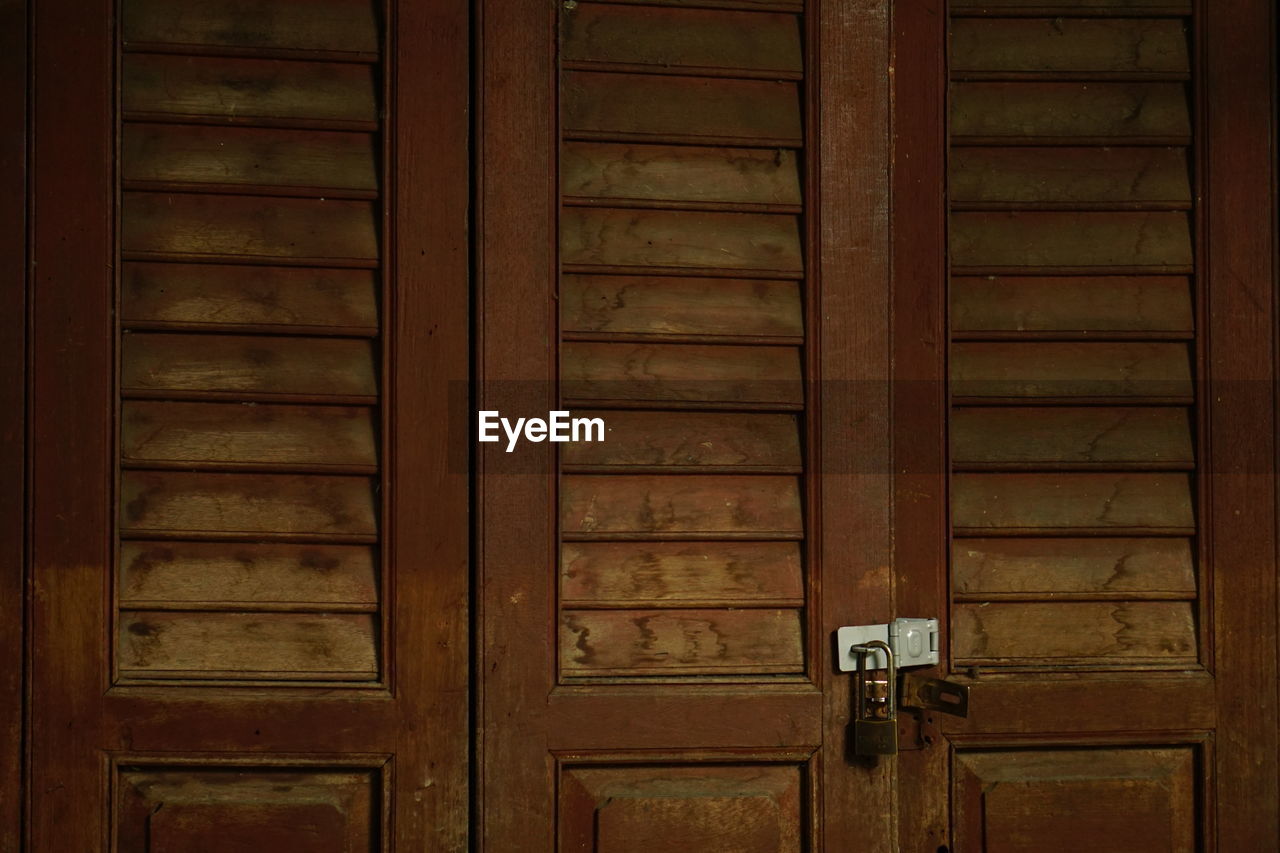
[{"x1": 836, "y1": 618, "x2": 939, "y2": 671}]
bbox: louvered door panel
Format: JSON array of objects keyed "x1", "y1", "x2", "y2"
[
  {"x1": 558, "y1": 0, "x2": 808, "y2": 683},
  {"x1": 948, "y1": 7, "x2": 1198, "y2": 670},
  {"x1": 117, "y1": 0, "x2": 384, "y2": 685}
]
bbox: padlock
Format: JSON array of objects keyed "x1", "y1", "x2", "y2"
[{"x1": 851, "y1": 639, "x2": 897, "y2": 756}]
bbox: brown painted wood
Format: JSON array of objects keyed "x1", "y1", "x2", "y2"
[
  {"x1": 562, "y1": 341, "x2": 803, "y2": 405},
  {"x1": 561, "y1": 411, "x2": 801, "y2": 470},
  {"x1": 951, "y1": 81, "x2": 1191, "y2": 141},
  {"x1": 951, "y1": 18, "x2": 1189, "y2": 73},
  {"x1": 123, "y1": 125, "x2": 379, "y2": 192},
  {"x1": 0, "y1": 0, "x2": 24, "y2": 843},
  {"x1": 122, "y1": 263, "x2": 378, "y2": 332},
  {"x1": 119, "y1": 540, "x2": 378, "y2": 606},
  {"x1": 123, "y1": 0, "x2": 379, "y2": 54},
  {"x1": 122, "y1": 333, "x2": 377, "y2": 397},
  {"x1": 952, "y1": 341, "x2": 1192, "y2": 398},
  {"x1": 29, "y1": 0, "x2": 470, "y2": 848},
  {"x1": 562, "y1": 4, "x2": 802, "y2": 74},
  {"x1": 122, "y1": 401, "x2": 377, "y2": 467},
  {"x1": 562, "y1": 142, "x2": 802, "y2": 206},
  {"x1": 561, "y1": 474, "x2": 803, "y2": 536},
  {"x1": 122, "y1": 193, "x2": 379, "y2": 260},
  {"x1": 561, "y1": 541, "x2": 803, "y2": 605},
  {"x1": 951, "y1": 211, "x2": 1193, "y2": 269},
  {"x1": 123, "y1": 54, "x2": 378, "y2": 123},
  {"x1": 561, "y1": 208, "x2": 803, "y2": 272},
  {"x1": 951, "y1": 275, "x2": 1193, "y2": 332},
  {"x1": 953, "y1": 537, "x2": 1196, "y2": 595},
  {"x1": 952, "y1": 406, "x2": 1193, "y2": 465},
  {"x1": 952, "y1": 472, "x2": 1194, "y2": 531},
  {"x1": 562, "y1": 71, "x2": 802, "y2": 144},
  {"x1": 950, "y1": 147, "x2": 1191, "y2": 206}
]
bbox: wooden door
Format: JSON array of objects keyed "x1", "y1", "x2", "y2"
[
  {"x1": 27, "y1": 0, "x2": 469, "y2": 849},
  {"x1": 476, "y1": 0, "x2": 1278, "y2": 850}
]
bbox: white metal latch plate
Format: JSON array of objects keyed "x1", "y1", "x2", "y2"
[{"x1": 836, "y1": 618, "x2": 939, "y2": 671}]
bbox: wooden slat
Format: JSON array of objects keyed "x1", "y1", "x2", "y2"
[
  {"x1": 561, "y1": 541, "x2": 803, "y2": 604},
  {"x1": 561, "y1": 208, "x2": 802, "y2": 272},
  {"x1": 120, "y1": 471, "x2": 377, "y2": 535},
  {"x1": 117, "y1": 611, "x2": 378, "y2": 678},
  {"x1": 122, "y1": 334, "x2": 377, "y2": 397},
  {"x1": 951, "y1": 342, "x2": 1192, "y2": 398},
  {"x1": 949, "y1": 148, "x2": 1190, "y2": 206},
  {"x1": 122, "y1": 193, "x2": 378, "y2": 261},
  {"x1": 950, "y1": 82, "x2": 1190, "y2": 140},
  {"x1": 952, "y1": 407, "x2": 1193, "y2": 465},
  {"x1": 593, "y1": 0, "x2": 803, "y2": 9},
  {"x1": 951, "y1": 212, "x2": 1192, "y2": 269},
  {"x1": 952, "y1": 472, "x2": 1194, "y2": 531},
  {"x1": 122, "y1": 125, "x2": 378, "y2": 192},
  {"x1": 562, "y1": 275, "x2": 802, "y2": 338},
  {"x1": 120, "y1": 541, "x2": 377, "y2": 605},
  {"x1": 122, "y1": 401, "x2": 377, "y2": 467},
  {"x1": 562, "y1": 5, "x2": 801, "y2": 74},
  {"x1": 560, "y1": 608, "x2": 803, "y2": 675},
  {"x1": 562, "y1": 71, "x2": 801, "y2": 144},
  {"x1": 951, "y1": 0, "x2": 1189, "y2": 9},
  {"x1": 123, "y1": 54, "x2": 377, "y2": 123},
  {"x1": 123, "y1": 0, "x2": 379, "y2": 54},
  {"x1": 121, "y1": 263, "x2": 378, "y2": 331},
  {"x1": 952, "y1": 537, "x2": 1195, "y2": 595},
  {"x1": 952, "y1": 601, "x2": 1196, "y2": 662},
  {"x1": 561, "y1": 474, "x2": 802, "y2": 535},
  {"x1": 561, "y1": 411, "x2": 800, "y2": 469},
  {"x1": 562, "y1": 142, "x2": 801, "y2": 206},
  {"x1": 951, "y1": 276, "x2": 1193, "y2": 332},
  {"x1": 951, "y1": 19, "x2": 1189, "y2": 74},
  {"x1": 562, "y1": 342, "x2": 802, "y2": 405}
]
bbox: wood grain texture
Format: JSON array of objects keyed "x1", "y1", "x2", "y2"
[
  {"x1": 561, "y1": 475, "x2": 802, "y2": 536},
  {"x1": 951, "y1": 342, "x2": 1192, "y2": 398},
  {"x1": 952, "y1": 0, "x2": 1188, "y2": 7},
  {"x1": 561, "y1": 411, "x2": 801, "y2": 469},
  {"x1": 953, "y1": 748, "x2": 1196, "y2": 853},
  {"x1": 951, "y1": 275, "x2": 1193, "y2": 332},
  {"x1": 562, "y1": 275, "x2": 803, "y2": 338},
  {"x1": 562, "y1": 208, "x2": 802, "y2": 272},
  {"x1": 122, "y1": 0, "x2": 379, "y2": 53},
  {"x1": 951, "y1": 18, "x2": 1189, "y2": 73},
  {"x1": 951, "y1": 82, "x2": 1190, "y2": 140},
  {"x1": 562, "y1": 142, "x2": 801, "y2": 205},
  {"x1": 122, "y1": 401, "x2": 377, "y2": 466},
  {"x1": 562, "y1": 4, "x2": 801, "y2": 73},
  {"x1": 952, "y1": 472, "x2": 1194, "y2": 530},
  {"x1": 123, "y1": 124, "x2": 378, "y2": 191},
  {"x1": 562, "y1": 541, "x2": 803, "y2": 605},
  {"x1": 953, "y1": 537, "x2": 1196, "y2": 595},
  {"x1": 122, "y1": 333, "x2": 377, "y2": 397},
  {"x1": 118, "y1": 768, "x2": 377, "y2": 853},
  {"x1": 953, "y1": 601, "x2": 1196, "y2": 662},
  {"x1": 562, "y1": 71, "x2": 802, "y2": 143},
  {"x1": 119, "y1": 540, "x2": 377, "y2": 605},
  {"x1": 562, "y1": 342, "x2": 802, "y2": 405},
  {"x1": 120, "y1": 471, "x2": 377, "y2": 535},
  {"x1": 123, "y1": 54, "x2": 378, "y2": 122},
  {"x1": 950, "y1": 147, "x2": 1190, "y2": 205},
  {"x1": 951, "y1": 212, "x2": 1192, "y2": 269},
  {"x1": 560, "y1": 608, "x2": 803, "y2": 674},
  {"x1": 560, "y1": 764, "x2": 803, "y2": 853},
  {"x1": 952, "y1": 407, "x2": 1193, "y2": 465},
  {"x1": 117, "y1": 611, "x2": 378, "y2": 678},
  {"x1": 122, "y1": 193, "x2": 378, "y2": 260},
  {"x1": 122, "y1": 263, "x2": 378, "y2": 331}
]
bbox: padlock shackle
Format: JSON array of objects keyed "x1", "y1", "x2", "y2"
[{"x1": 851, "y1": 640, "x2": 895, "y2": 720}]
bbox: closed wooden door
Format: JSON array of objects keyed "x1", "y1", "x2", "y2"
[
  {"x1": 27, "y1": 0, "x2": 469, "y2": 849},
  {"x1": 476, "y1": 0, "x2": 1278, "y2": 851}
]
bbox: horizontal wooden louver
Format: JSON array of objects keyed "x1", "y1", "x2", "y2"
[
  {"x1": 117, "y1": 0, "x2": 383, "y2": 684},
  {"x1": 558, "y1": 0, "x2": 807, "y2": 681},
  {"x1": 948, "y1": 5, "x2": 1198, "y2": 669}
]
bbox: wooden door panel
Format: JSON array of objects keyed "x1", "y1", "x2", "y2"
[{"x1": 29, "y1": 0, "x2": 468, "y2": 847}]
